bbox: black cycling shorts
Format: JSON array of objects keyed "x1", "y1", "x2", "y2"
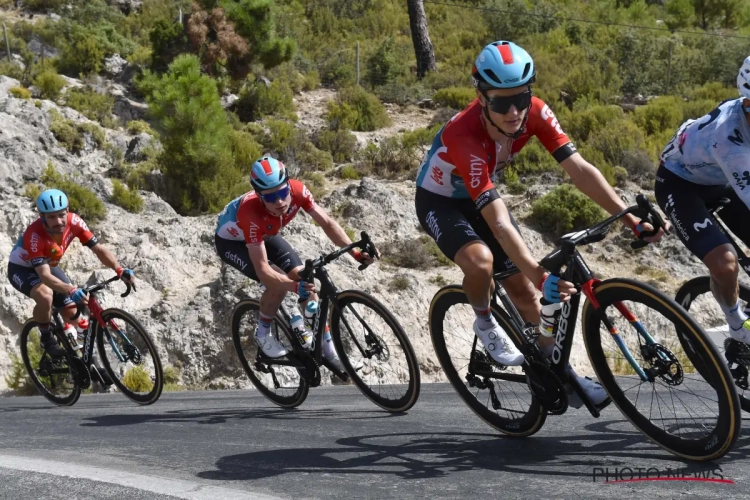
[
  {"x1": 215, "y1": 234, "x2": 303, "y2": 281},
  {"x1": 415, "y1": 187, "x2": 519, "y2": 274},
  {"x1": 654, "y1": 164, "x2": 750, "y2": 261},
  {"x1": 7, "y1": 262, "x2": 74, "y2": 309}
]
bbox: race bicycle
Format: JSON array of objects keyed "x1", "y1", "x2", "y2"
[
  {"x1": 675, "y1": 196, "x2": 750, "y2": 413},
  {"x1": 231, "y1": 232, "x2": 421, "y2": 412},
  {"x1": 429, "y1": 195, "x2": 740, "y2": 461},
  {"x1": 20, "y1": 275, "x2": 164, "y2": 406}
]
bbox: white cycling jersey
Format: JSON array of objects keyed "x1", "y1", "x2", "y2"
[{"x1": 661, "y1": 98, "x2": 750, "y2": 206}]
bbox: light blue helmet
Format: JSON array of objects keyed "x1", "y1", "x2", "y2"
[
  {"x1": 250, "y1": 156, "x2": 288, "y2": 192},
  {"x1": 472, "y1": 41, "x2": 536, "y2": 91},
  {"x1": 36, "y1": 189, "x2": 69, "y2": 213}
]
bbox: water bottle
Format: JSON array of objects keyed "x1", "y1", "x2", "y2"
[
  {"x1": 63, "y1": 323, "x2": 80, "y2": 350},
  {"x1": 75, "y1": 317, "x2": 89, "y2": 342},
  {"x1": 539, "y1": 299, "x2": 562, "y2": 337},
  {"x1": 304, "y1": 300, "x2": 318, "y2": 330},
  {"x1": 290, "y1": 314, "x2": 313, "y2": 350}
]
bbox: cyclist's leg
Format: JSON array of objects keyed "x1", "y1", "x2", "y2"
[
  {"x1": 8, "y1": 263, "x2": 64, "y2": 354},
  {"x1": 466, "y1": 209, "x2": 540, "y2": 324},
  {"x1": 48, "y1": 266, "x2": 78, "y2": 325},
  {"x1": 655, "y1": 166, "x2": 746, "y2": 330},
  {"x1": 416, "y1": 188, "x2": 523, "y2": 365},
  {"x1": 215, "y1": 235, "x2": 286, "y2": 317},
  {"x1": 264, "y1": 235, "x2": 317, "y2": 308}
]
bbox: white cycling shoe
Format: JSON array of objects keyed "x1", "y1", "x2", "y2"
[
  {"x1": 255, "y1": 330, "x2": 289, "y2": 358},
  {"x1": 566, "y1": 366, "x2": 609, "y2": 408},
  {"x1": 323, "y1": 342, "x2": 346, "y2": 373},
  {"x1": 730, "y1": 319, "x2": 750, "y2": 344},
  {"x1": 473, "y1": 318, "x2": 524, "y2": 366}
]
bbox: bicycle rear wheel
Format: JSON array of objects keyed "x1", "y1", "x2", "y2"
[
  {"x1": 330, "y1": 290, "x2": 421, "y2": 412},
  {"x1": 231, "y1": 299, "x2": 309, "y2": 408},
  {"x1": 429, "y1": 285, "x2": 546, "y2": 437},
  {"x1": 676, "y1": 276, "x2": 750, "y2": 413},
  {"x1": 583, "y1": 278, "x2": 740, "y2": 461},
  {"x1": 19, "y1": 321, "x2": 81, "y2": 406},
  {"x1": 95, "y1": 308, "x2": 164, "y2": 405}
]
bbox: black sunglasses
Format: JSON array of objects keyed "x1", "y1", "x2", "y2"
[{"x1": 487, "y1": 90, "x2": 532, "y2": 114}]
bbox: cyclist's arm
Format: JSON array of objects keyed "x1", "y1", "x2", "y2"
[
  {"x1": 308, "y1": 206, "x2": 355, "y2": 247},
  {"x1": 35, "y1": 264, "x2": 77, "y2": 295},
  {"x1": 90, "y1": 244, "x2": 123, "y2": 274},
  {"x1": 479, "y1": 195, "x2": 548, "y2": 287},
  {"x1": 559, "y1": 152, "x2": 640, "y2": 229},
  {"x1": 246, "y1": 243, "x2": 298, "y2": 293},
  {"x1": 715, "y1": 144, "x2": 750, "y2": 208}
]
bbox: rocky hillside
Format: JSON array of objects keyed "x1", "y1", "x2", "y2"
[{"x1": 0, "y1": 73, "x2": 722, "y2": 394}]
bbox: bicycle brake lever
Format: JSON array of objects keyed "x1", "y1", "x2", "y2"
[{"x1": 121, "y1": 282, "x2": 133, "y2": 298}]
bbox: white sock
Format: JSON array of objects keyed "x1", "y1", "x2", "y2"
[
  {"x1": 720, "y1": 300, "x2": 749, "y2": 330},
  {"x1": 323, "y1": 331, "x2": 337, "y2": 358}
]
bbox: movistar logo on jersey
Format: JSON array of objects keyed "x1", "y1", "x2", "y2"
[{"x1": 733, "y1": 171, "x2": 750, "y2": 190}]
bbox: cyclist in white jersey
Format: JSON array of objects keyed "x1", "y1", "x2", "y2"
[{"x1": 655, "y1": 56, "x2": 750, "y2": 343}]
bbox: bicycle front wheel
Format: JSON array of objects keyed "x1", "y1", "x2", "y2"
[
  {"x1": 330, "y1": 290, "x2": 421, "y2": 412},
  {"x1": 19, "y1": 321, "x2": 81, "y2": 406},
  {"x1": 429, "y1": 285, "x2": 546, "y2": 437},
  {"x1": 95, "y1": 308, "x2": 164, "y2": 405},
  {"x1": 676, "y1": 276, "x2": 750, "y2": 413},
  {"x1": 231, "y1": 299, "x2": 309, "y2": 408},
  {"x1": 583, "y1": 278, "x2": 740, "y2": 461}
]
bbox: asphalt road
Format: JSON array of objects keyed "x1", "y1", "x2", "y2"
[{"x1": 0, "y1": 384, "x2": 748, "y2": 499}]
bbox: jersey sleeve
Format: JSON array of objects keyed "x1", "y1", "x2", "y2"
[
  {"x1": 531, "y1": 99, "x2": 575, "y2": 160},
  {"x1": 441, "y1": 132, "x2": 495, "y2": 200},
  {"x1": 23, "y1": 229, "x2": 48, "y2": 267},
  {"x1": 70, "y1": 214, "x2": 98, "y2": 247},
  {"x1": 293, "y1": 180, "x2": 318, "y2": 213}
]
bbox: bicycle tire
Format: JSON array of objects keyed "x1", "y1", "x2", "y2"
[
  {"x1": 429, "y1": 285, "x2": 546, "y2": 437},
  {"x1": 95, "y1": 308, "x2": 164, "y2": 405},
  {"x1": 583, "y1": 278, "x2": 740, "y2": 461},
  {"x1": 231, "y1": 299, "x2": 309, "y2": 408},
  {"x1": 676, "y1": 276, "x2": 750, "y2": 413},
  {"x1": 330, "y1": 290, "x2": 421, "y2": 412},
  {"x1": 19, "y1": 320, "x2": 81, "y2": 406}
]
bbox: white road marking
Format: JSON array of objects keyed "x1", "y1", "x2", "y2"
[{"x1": 0, "y1": 453, "x2": 283, "y2": 500}]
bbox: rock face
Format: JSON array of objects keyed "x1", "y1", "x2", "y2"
[{"x1": 0, "y1": 80, "x2": 721, "y2": 396}]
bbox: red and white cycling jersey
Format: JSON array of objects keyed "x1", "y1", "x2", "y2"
[
  {"x1": 9, "y1": 213, "x2": 98, "y2": 268},
  {"x1": 416, "y1": 97, "x2": 574, "y2": 201},
  {"x1": 215, "y1": 179, "x2": 318, "y2": 246}
]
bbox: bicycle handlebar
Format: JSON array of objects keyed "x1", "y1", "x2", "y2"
[
  {"x1": 629, "y1": 194, "x2": 668, "y2": 250},
  {"x1": 70, "y1": 275, "x2": 135, "y2": 320},
  {"x1": 298, "y1": 231, "x2": 380, "y2": 284}
]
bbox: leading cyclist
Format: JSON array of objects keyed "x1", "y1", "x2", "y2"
[{"x1": 415, "y1": 40, "x2": 665, "y2": 407}]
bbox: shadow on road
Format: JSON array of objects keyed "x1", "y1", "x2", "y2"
[
  {"x1": 80, "y1": 407, "x2": 407, "y2": 427},
  {"x1": 195, "y1": 421, "x2": 747, "y2": 482}
]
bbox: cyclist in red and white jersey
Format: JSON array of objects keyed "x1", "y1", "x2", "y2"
[
  {"x1": 415, "y1": 40, "x2": 666, "y2": 407},
  {"x1": 215, "y1": 156, "x2": 377, "y2": 367},
  {"x1": 7, "y1": 189, "x2": 136, "y2": 357}
]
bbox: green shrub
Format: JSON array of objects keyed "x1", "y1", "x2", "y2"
[
  {"x1": 429, "y1": 274, "x2": 448, "y2": 287},
  {"x1": 23, "y1": 0, "x2": 66, "y2": 12},
  {"x1": 382, "y1": 236, "x2": 452, "y2": 270},
  {"x1": 57, "y1": 28, "x2": 108, "y2": 77},
  {"x1": 633, "y1": 96, "x2": 684, "y2": 136},
  {"x1": 235, "y1": 79, "x2": 295, "y2": 122},
  {"x1": 111, "y1": 180, "x2": 144, "y2": 213},
  {"x1": 327, "y1": 85, "x2": 392, "y2": 131},
  {"x1": 339, "y1": 164, "x2": 361, "y2": 180},
  {"x1": 433, "y1": 87, "x2": 476, "y2": 110},
  {"x1": 4, "y1": 352, "x2": 37, "y2": 396},
  {"x1": 164, "y1": 364, "x2": 182, "y2": 385},
  {"x1": 530, "y1": 184, "x2": 607, "y2": 237},
  {"x1": 614, "y1": 166, "x2": 629, "y2": 187},
  {"x1": 24, "y1": 183, "x2": 42, "y2": 200},
  {"x1": 78, "y1": 122, "x2": 106, "y2": 149},
  {"x1": 373, "y1": 81, "x2": 432, "y2": 106},
  {"x1": 34, "y1": 69, "x2": 66, "y2": 101},
  {"x1": 0, "y1": 61, "x2": 24, "y2": 80},
  {"x1": 9, "y1": 86, "x2": 31, "y2": 99},
  {"x1": 49, "y1": 110, "x2": 83, "y2": 152},
  {"x1": 123, "y1": 366, "x2": 154, "y2": 392},
  {"x1": 126, "y1": 120, "x2": 155, "y2": 136},
  {"x1": 303, "y1": 70, "x2": 321, "y2": 91},
  {"x1": 357, "y1": 128, "x2": 429, "y2": 179},
  {"x1": 41, "y1": 162, "x2": 107, "y2": 222},
  {"x1": 681, "y1": 99, "x2": 717, "y2": 121},
  {"x1": 389, "y1": 275, "x2": 410, "y2": 292},
  {"x1": 314, "y1": 128, "x2": 359, "y2": 163},
  {"x1": 296, "y1": 142, "x2": 334, "y2": 172},
  {"x1": 64, "y1": 87, "x2": 115, "y2": 126}
]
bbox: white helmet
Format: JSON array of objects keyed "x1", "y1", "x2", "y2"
[{"x1": 738, "y1": 56, "x2": 750, "y2": 99}]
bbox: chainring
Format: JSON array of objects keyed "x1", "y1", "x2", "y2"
[
  {"x1": 524, "y1": 359, "x2": 568, "y2": 415},
  {"x1": 295, "y1": 351, "x2": 321, "y2": 387},
  {"x1": 69, "y1": 356, "x2": 91, "y2": 389}
]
